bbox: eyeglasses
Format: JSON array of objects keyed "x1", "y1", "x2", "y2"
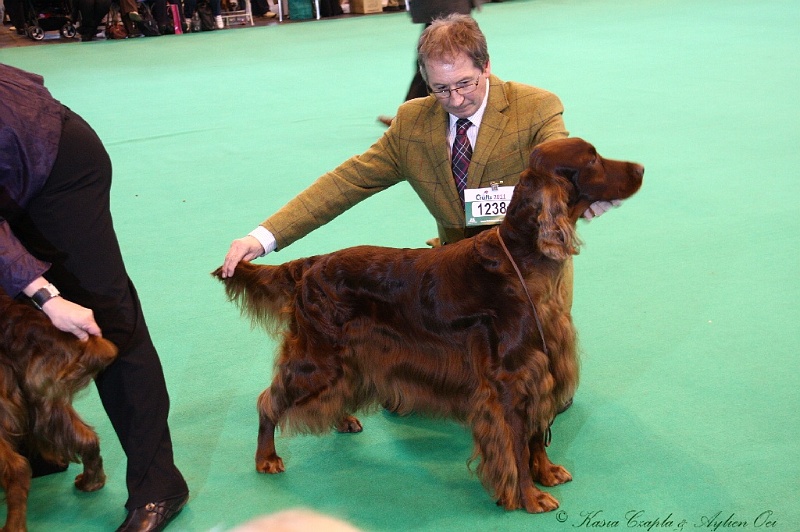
[{"x1": 429, "y1": 78, "x2": 481, "y2": 99}]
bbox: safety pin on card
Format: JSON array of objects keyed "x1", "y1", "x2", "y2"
[{"x1": 464, "y1": 181, "x2": 516, "y2": 227}]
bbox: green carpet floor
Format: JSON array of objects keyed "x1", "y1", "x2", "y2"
[{"x1": 1, "y1": 0, "x2": 798, "y2": 529}]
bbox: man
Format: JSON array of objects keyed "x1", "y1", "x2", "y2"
[
  {"x1": 0, "y1": 63, "x2": 188, "y2": 532},
  {"x1": 222, "y1": 14, "x2": 617, "y2": 276}
]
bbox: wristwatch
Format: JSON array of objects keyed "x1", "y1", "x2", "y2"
[{"x1": 30, "y1": 283, "x2": 61, "y2": 310}]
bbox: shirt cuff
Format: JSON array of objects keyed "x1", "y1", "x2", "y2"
[{"x1": 248, "y1": 226, "x2": 277, "y2": 256}]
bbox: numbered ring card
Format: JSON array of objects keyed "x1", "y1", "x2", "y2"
[{"x1": 464, "y1": 184, "x2": 516, "y2": 227}]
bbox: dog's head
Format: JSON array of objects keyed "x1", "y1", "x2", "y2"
[
  {"x1": 530, "y1": 138, "x2": 644, "y2": 219},
  {"x1": 512, "y1": 138, "x2": 644, "y2": 260}
]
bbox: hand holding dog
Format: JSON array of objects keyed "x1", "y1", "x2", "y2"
[
  {"x1": 583, "y1": 199, "x2": 623, "y2": 221},
  {"x1": 222, "y1": 235, "x2": 266, "y2": 278},
  {"x1": 42, "y1": 297, "x2": 101, "y2": 341},
  {"x1": 23, "y1": 277, "x2": 101, "y2": 340}
]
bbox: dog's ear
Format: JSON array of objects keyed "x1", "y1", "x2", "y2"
[{"x1": 535, "y1": 181, "x2": 579, "y2": 260}]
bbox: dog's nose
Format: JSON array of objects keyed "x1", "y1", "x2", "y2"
[{"x1": 632, "y1": 163, "x2": 645, "y2": 179}]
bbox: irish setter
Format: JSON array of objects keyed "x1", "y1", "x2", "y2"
[
  {"x1": 213, "y1": 138, "x2": 644, "y2": 513},
  {"x1": 0, "y1": 290, "x2": 117, "y2": 531}
]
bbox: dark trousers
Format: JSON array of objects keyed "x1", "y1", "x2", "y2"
[
  {"x1": 145, "y1": 0, "x2": 169, "y2": 31},
  {"x1": 405, "y1": 23, "x2": 433, "y2": 101},
  {"x1": 10, "y1": 108, "x2": 188, "y2": 511},
  {"x1": 251, "y1": 0, "x2": 268, "y2": 16},
  {"x1": 318, "y1": 0, "x2": 342, "y2": 17},
  {"x1": 74, "y1": 0, "x2": 111, "y2": 39},
  {"x1": 184, "y1": 0, "x2": 221, "y2": 19},
  {"x1": 5, "y1": 0, "x2": 26, "y2": 29},
  {"x1": 406, "y1": 68, "x2": 429, "y2": 101}
]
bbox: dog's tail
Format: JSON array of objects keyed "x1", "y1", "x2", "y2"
[
  {"x1": 47, "y1": 335, "x2": 117, "y2": 403},
  {"x1": 211, "y1": 260, "x2": 308, "y2": 336},
  {"x1": 84, "y1": 336, "x2": 118, "y2": 370}
]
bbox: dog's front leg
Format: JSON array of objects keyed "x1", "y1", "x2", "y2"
[
  {"x1": 472, "y1": 404, "x2": 559, "y2": 513},
  {"x1": 504, "y1": 405, "x2": 561, "y2": 513},
  {"x1": 530, "y1": 434, "x2": 572, "y2": 487},
  {"x1": 255, "y1": 388, "x2": 285, "y2": 474},
  {"x1": 0, "y1": 440, "x2": 31, "y2": 532},
  {"x1": 334, "y1": 415, "x2": 362, "y2": 433}
]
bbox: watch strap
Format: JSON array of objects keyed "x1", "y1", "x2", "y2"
[{"x1": 30, "y1": 283, "x2": 61, "y2": 310}]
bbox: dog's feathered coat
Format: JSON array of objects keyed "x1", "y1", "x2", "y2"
[
  {"x1": 214, "y1": 138, "x2": 643, "y2": 513},
  {"x1": 0, "y1": 291, "x2": 117, "y2": 531}
]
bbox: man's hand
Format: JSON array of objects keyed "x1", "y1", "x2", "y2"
[
  {"x1": 42, "y1": 297, "x2": 101, "y2": 341},
  {"x1": 583, "y1": 199, "x2": 623, "y2": 221},
  {"x1": 221, "y1": 235, "x2": 266, "y2": 278}
]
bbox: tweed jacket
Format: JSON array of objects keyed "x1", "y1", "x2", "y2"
[{"x1": 262, "y1": 75, "x2": 568, "y2": 249}]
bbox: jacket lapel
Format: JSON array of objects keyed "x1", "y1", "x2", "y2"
[
  {"x1": 468, "y1": 75, "x2": 510, "y2": 189},
  {"x1": 422, "y1": 102, "x2": 461, "y2": 205}
]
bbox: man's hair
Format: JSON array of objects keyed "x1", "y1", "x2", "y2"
[{"x1": 417, "y1": 14, "x2": 490, "y2": 83}]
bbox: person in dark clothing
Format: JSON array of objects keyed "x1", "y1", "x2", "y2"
[
  {"x1": 250, "y1": 0, "x2": 277, "y2": 19},
  {"x1": 0, "y1": 63, "x2": 189, "y2": 532},
  {"x1": 142, "y1": 0, "x2": 169, "y2": 34},
  {"x1": 4, "y1": 0, "x2": 27, "y2": 34},
  {"x1": 318, "y1": 0, "x2": 342, "y2": 17},
  {"x1": 74, "y1": 0, "x2": 111, "y2": 40}
]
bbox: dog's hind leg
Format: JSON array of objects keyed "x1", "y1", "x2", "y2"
[
  {"x1": 0, "y1": 439, "x2": 32, "y2": 531},
  {"x1": 255, "y1": 388, "x2": 285, "y2": 474}
]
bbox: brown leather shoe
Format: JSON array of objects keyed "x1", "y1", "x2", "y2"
[{"x1": 116, "y1": 493, "x2": 189, "y2": 532}]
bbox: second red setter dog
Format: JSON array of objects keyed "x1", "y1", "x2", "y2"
[
  {"x1": 0, "y1": 291, "x2": 117, "y2": 531},
  {"x1": 214, "y1": 138, "x2": 644, "y2": 513}
]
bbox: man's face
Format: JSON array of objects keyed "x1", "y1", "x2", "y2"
[{"x1": 424, "y1": 53, "x2": 491, "y2": 119}]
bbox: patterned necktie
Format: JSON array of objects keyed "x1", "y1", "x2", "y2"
[{"x1": 451, "y1": 118, "x2": 473, "y2": 201}]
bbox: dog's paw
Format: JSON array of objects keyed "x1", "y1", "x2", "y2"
[
  {"x1": 256, "y1": 453, "x2": 285, "y2": 474},
  {"x1": 521, "y1": 487, "x2": 560, "y2": 514},
  {"x1": 335, "y1": 415, "x2": 363, "y2": 433},
  {"x1": 74, "y1": 471, "x2": 106, "y2": 492},
  {"x1": 535, "y1": 463, "x2": 572, "y2": 487}
]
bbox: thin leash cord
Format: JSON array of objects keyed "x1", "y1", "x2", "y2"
[{"x1": 495, "y1": 227, "x2": 548, "y2": 356}]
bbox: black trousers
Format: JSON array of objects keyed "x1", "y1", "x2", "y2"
[
  {"x1": 10, "y1": 108, "x2": 188, "y2": 511},
  {"x1": 74, "y1": 0, "x2": 111, "y2": 39},
  {"x1": 405, "y1": 23, "x2": 433, "y2": 101}
]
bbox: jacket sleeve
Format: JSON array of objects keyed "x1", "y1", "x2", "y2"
[
  {"x1": 261, "y1": 130, "x2": 406, "y2": 251},
  {"x1": 0, "y1": 217, "x2": 50, "y2": 296}
]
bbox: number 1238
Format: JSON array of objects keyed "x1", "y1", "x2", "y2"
[{"x1": 472, "y1": 202, "x2": 507, "y2": 216}]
